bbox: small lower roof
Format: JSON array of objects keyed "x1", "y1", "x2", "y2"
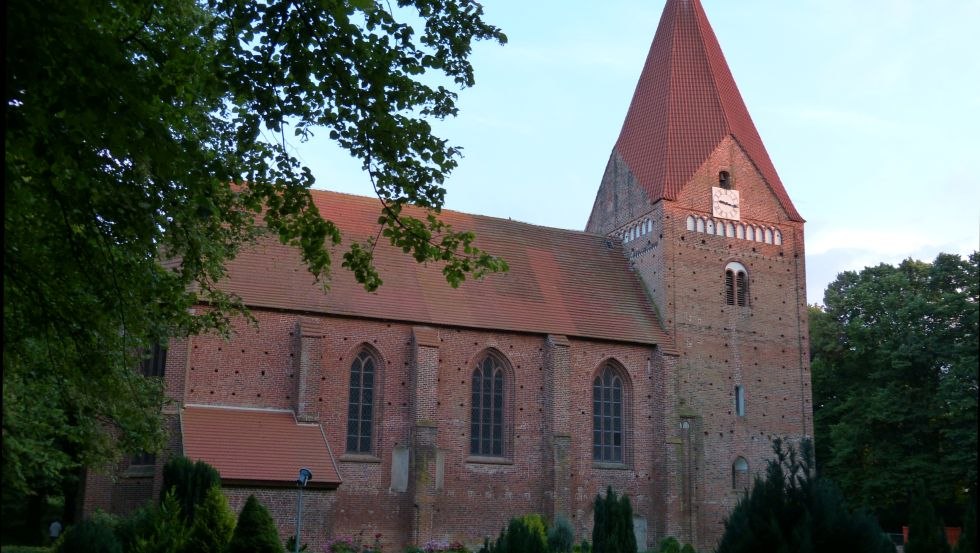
[{"x1": 180, "y1": 404, "x2": 341, "y2": 489}]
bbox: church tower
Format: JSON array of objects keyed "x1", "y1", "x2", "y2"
[{"x1": 587, "y1": 0, "x2": 813, "y2": 548}]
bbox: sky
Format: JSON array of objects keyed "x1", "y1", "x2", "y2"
[{"x1": 291, "y1": 0, "x2": 980, "y2": 305}]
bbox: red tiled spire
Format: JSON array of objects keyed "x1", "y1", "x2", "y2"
[{"x1": 615, "y1": 0, "x2": 802, "y2": 221}]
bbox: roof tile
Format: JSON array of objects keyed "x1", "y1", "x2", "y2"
[{"x1": 181, "y1": 405, "x2": 341, "y2": 488}]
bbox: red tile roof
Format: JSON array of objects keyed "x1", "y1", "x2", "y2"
[
  {"x1": 615, "y1": 0, "x2": 802, "y2": 221},
  {"x1": 180, "y1": 405, "x2": 341, "y2": 488},
  {"x1": 220, "y1": 190, "x2": 674, "y2": 351}
]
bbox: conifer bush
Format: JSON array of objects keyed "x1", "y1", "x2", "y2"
[
  {"x1": 716, "y1": 438, "x2": 894, "y2": 553},
  {"x1": 592, "y1": 487, "x2": 637, "y2": 553},
  {"x1": 906, "y1": 484, "x2": 951, "y2": 553},
  {"x1": 161, "y1": 456, "x2": 221, "y2": 522},
  {"x1": 185, "y1": 485, "x2": 236, "y2": 553},
  {"x1": 548, "y1": 514, "x2": 575, "y2": 553},
  {"x1": 228, "y1": 494, "x2": 284, "y2": 553},
  {"x1": 953, "y1": 498, "x2": 975, "y2": 553}
]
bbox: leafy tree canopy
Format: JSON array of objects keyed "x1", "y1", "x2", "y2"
[
  {"x1": 4, "y1": 0, "x2": 506, "y2": 498},
  {"x1": 810, "y1": 252, "x2": 978, "y2": 528}
]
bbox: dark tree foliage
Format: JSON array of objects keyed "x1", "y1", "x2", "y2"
[
  {"x1": 228, "y1": 495, "x2": 283, "y2": 553},
  {"x1": 810, "y1": 253, "x2": 978, "y2": 528},
  {"x1": 592, "y1": 487, "x2": 637, "y2": 553},
  {"x1": 717, "y1": 438, "x2": 895, "y2": 553},
  {"x1": 4, "y1": 0, "x2": 507, "y2": 503},
  {"x1": 161, "y1": 456, "x2": 222, "y2": 522}
]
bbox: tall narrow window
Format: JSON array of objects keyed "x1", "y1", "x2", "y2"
[
  {"x1": 733, "y1": 457, "x2": 749, "y2": 489},
  {"x1": 140, "y1": 342, "x2": 167, "y2": 377},
  {"x1": 735, "y1": 385, "x2": 745, "y2": 416},
  {"x1": 593, "y1": 364, "x2": 627, "y2": 463},
  {"x1": 725, "y1": 262, "x2": 749, "y2": 307},
  {"x1": 471, "y1": 354, "x2": 506, "y2": 457},
  {"x1": 346, "y1": 349, "x2": 377, "y2": 453}
]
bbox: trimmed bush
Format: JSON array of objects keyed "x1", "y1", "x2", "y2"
[
  {"x1": 907, "y1": 484, "x2": 951, "y2": 553},
  {"x1": 228, "y1": 495, "x2": 284, "y2": 553},
  {"x1": 128, "y1": 490, "x2": 189, "y2": 553},
  {"x1": 54, "y1": 517, "x2": 122, "y2": 553},
  {"x1": 953, "y1": 498, "x2": 976, "y2": 553},
  {"x1": 185, "y1": 485, "x2": 235, "y2": 553},
  {"x1": 548, "y1": 515, "x2": 575, "y2": 553},
  {"x1": 592, "y1": 487, "x2": 636, "y2": 553},
  {"x1": 161, "y1": 456, "x2": 221, "y2": 522}
]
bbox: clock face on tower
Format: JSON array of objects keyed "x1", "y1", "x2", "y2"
[{"x1": 712, "y1": 187, "x2": 740, "y2": 220}]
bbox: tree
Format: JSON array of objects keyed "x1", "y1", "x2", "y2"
[
  {"x1": 716, "y1": 438, "x2": 895, "y2": 553},
  {"x1": 4, "y1": 0, "x2": 507, "y2": 505},
  {"x1": 810, "y1": 253, "x2": 979, "y2": 528},
  {"x1": 228, "y1": 495, "x2": 284, "y2": 553}
]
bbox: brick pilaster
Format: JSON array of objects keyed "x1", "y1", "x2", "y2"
[
  {"x1": 543, "y1": 334, "x2": 571, "y2": 521},
  {"x1": 295, "y1": 317, "x2": 325, "y2": 422},
  {"x1": 410, "y1": 326, "x2": 440, "y2": 546}
]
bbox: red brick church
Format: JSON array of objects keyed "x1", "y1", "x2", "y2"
[{"x1": 82, "y1": 1, "x2": 812, "y2": 551}]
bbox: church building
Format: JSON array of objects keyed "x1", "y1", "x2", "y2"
[{"x1": 81, "y1": 1, "x2": 812, "y2": 551}]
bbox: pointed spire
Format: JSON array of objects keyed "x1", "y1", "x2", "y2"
[{"x1": 613, "y1": 0, "x2": 802, "y2": 221}]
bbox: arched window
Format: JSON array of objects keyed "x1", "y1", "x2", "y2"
[
  {"x1": 726, "y1": 222, "x2": 736, "y2": 237},
  {"x1": 755, "y1": 227, "x2": 764, "y2": 243},
  {"x1": 347, "y1": 348, "x2": 379, "y2": 453},
  {"x1": 733, "y1": 457, "x2": 750, "y2": 489},
  {"x1": 764, "y1": 228, "x2": 773, "y2": 244},
  {"x1": 736, "y1": 224, "x2": 745, "y2": 240},
  {"x1": 774, "y1": 230, "x2": 783, "y2": 245},
  {"x1": 696, "y1": 218, "x2": 705, "y2": 233},
  {"x1": 735, "y1": 385, "x2": 745, "y2": 416},
  {"x1": 725, "y1": 262, "x2": 749, "y2": 307},
  {"x1": 745, "y1": 226, "x2": 754, "y2": 241},
  {"x1": 593, "y1": 363, "x2": 629, "y2": 464},
  {"x1": 715, "y1": 220, "x2": 725, "y2": 236},
  {"x1": 686, "y1": 215, "x2": 696, "y2": 231},
  {"x1": 705, "y1": 219, "x2": 715, "y2": 234},
  {"x1": 471, "y1": 353, "x2": 507, "y2": 457},
  {"x1": 646, "y1": 219, "x2": 652, "y2": 234}
]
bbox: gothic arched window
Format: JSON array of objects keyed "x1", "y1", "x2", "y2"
[
  {"x1": 471, "y1": 353, "x2": 507, "y2": 457},
  {"x1": 347, "y1": 348, "x2": 379, "y2": 453},
  {"x1": 725, "y1": 261, "x2": 749, "y2": 307},
  {"x1": 593, "y1": 364, "x2": 629, "y2": 464}
]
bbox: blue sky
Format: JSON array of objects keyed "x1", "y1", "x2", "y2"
[{"x1": 292, "y1": 0, "x2": 980, "y2": 305}]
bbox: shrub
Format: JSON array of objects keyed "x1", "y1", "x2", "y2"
[
  {"x1": 953, "y1": 498, "x2": 976, "y2": 553},
  {"x1": 227, "y1": 495, "x2": 284, "y2": 553},
  {"x1": 128, "y1": 490, "x2": 189, "y2": 553},
  {"x1": 572, "y1": 539, "x2": 591, "y2": 553},
  {"x1": 906, "y1": 484, "x2": 951, "y2": 553},
  {"x1": 548, "y1": 515, "x2": 575, "y2": 553},
  {"x1": 161, "y1": 456, "x2": 221, "y2": 522},
  {"x1": 716, "y1": 438, "x2": 894, "y2": 553},
  {"x1": 482, "y1": 515, "x2": 548, "y2": 553},
  {"x1": 54, "y1": 517, "x2": 122, "y2": 553},
  {"x1": 185, "y1": 485, "x2": 235, "y2": 553},
  {"x1": 592, "y1": 487, "x2": 636, "y2": 553},
  {"x1": 656, "y1": 537, "x2": 680, "y2": 553}
]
